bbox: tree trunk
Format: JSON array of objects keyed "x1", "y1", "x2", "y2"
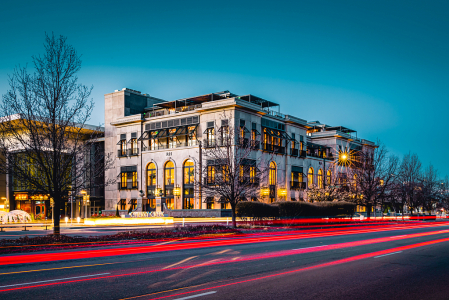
[
  {"x1": 53, "y1": 196, "x2": 61, "y2": 235},
  {"x1": 231, "y1": 204, "x2": 237, "y2": 228},
  {"x1": 366, "y1": 204, "x2": 372, "y2": 219}
]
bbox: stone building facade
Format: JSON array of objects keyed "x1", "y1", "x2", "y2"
[{"x1": 104, "y1": 88, "x2": 375, "y2": 213}]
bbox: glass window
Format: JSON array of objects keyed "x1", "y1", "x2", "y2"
[
  {"x1": 147, "y1": 163, "x2": 156, "y2": 186},
  {"x1": 326, "y1": 170, "x2": 332, "y2": 185},
  {"x1": 183, "y1": 160, "x2": 195, "y2": 184},
  {"x1": 120, "y1": 140, "x2": 127, "y2": 155},
  {"x1": 121, "y1": 172, "x2": 127, "y2": 188},
  {"x1": 207, "y1": 165, "x2": 215, "y2": 184},
  {"x1": 269, "y1": 162, "x2": 276, "y2": 185},
  {"x1": 164, "y1": 161, "x2": 174, "y2": 186},
  {"x1": 318, "y1": 169, "x2": 323, "y2": 188},
  {"x1": 308, "y1": 168, "x2": 314, "y2": 188}
]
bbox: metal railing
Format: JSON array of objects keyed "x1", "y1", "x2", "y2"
[
  {"x1": 290, "y1": 181, "x2": 306, "y2": 190},
  {"x1": 146, "y1": 104, "x2": 202, "y2": 118},
  {"x1": 117, "y1": 150, "x2": 127, "y2": 157},
  {"x1": 146, "y1": 140, "x2": 199, "y2": 151},
  {"x1": 127, "y1": 148, "x2": 139, "y2": 156},
  {"x1": 118, "y1": 182, "x2": 139, "y2": 190},
  {"x1": 290, "y1": 148, "x2": 299, "y2": 156}
]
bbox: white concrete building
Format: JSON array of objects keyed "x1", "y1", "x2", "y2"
[{"x1": 104, "y1": 88, "x2": 375, "y2": 214}]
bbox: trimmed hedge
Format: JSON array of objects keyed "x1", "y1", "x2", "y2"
[
  {"x1": 236, "y1": 201, "x2": 279, "y2": 220},
  {"x1": 237, "y1": 201, "x2": 356, "y2": 219}
]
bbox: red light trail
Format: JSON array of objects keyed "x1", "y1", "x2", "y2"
[
  {"x1": 1, "y1": 222, "x2": 447, "y2": 266},
  {"x1": 1, "y1": 228, "x2": 449, "y2": 293}
]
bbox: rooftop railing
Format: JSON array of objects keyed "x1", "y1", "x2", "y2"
[{"x1": 146, "y1": 104, "x2": 202, "y2": 118}]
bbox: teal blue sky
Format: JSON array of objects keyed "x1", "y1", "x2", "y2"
[{"x1": 1, "y1": 0, "x2": 448, "y2": 176}]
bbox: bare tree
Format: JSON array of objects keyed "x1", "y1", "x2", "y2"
[
  {"x1": 0, "y1": 33, "x2": 110, "y2": 235},
  {"x1": 196, "y1": 112, "x2": 271, "y2": 228},
  {"x1": 347, "y1": 141, "x2": 399, "y2": 218},
  {"x1": 418, "y1": 164, "x2": 442, "y2": 214},
  {"x1": 307, "y1": 165, "x2": 353, "y2": 203},
  {"x1": 396, "y1": 152, "x2": 422, "y2": 214}
]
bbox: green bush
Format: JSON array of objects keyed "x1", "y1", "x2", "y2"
[{"x1": 236, "y1": 201, "x2": 279, "y2": 220}]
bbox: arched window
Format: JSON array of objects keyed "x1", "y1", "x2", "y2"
[
  {"x1": 183, "y1": 160, "x2": 195, "y2": 209},
  {"x1": 318, "y1": 169, "x2": 323, "y2": 189},
  {"x1": 326, "y1": 170, "x2": 332, "y2": 185},
  {"x1": 308, "y1": 167, "x2": 314, "y2": 188},
  {"x1": 146, "y1": 163, "x2": 157, "y2": 210},
  {"x1": 164, "y1": 161, "x2": 175, "y2": 209},
  {"x1": 269, "y1": 162, "x2": 276, "y2": 203},
  {"x1": 269, "y1": 162, "x2": 277, "y2": 186}
]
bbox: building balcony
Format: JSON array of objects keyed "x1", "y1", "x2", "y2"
[
  {"x1": 127, "y1": 148, "x2": 139, "y2": 156},
  {"x1": 146, "y1": 104, "x2": 202, "y2": 119},
  {"x1": 299, "y1": 150, "x2": 307, "y2": 158},
  {"x1": 204, "y1": 140, "x2": 216, "y2": 148},
  {"x1": 250, "y1": 140, "x2": 260, "y2": 150},
  {"x1": 147, "y1": 140, "x2": 199, "y2": 151},
  {"x1": 274, "y1": 145, "x2": 285, "y2": 155},
  {"x1": 117, "y1": 150, "x2": 127, "y2": 158},
  {"x1": 290, "y1": 181, "x2": 306, "y2": 190},
  {"x1": 290, "y1": 148, "x2": 299, "y2": 156},
  {"x1": 118, "y1": 182, "x2": 139, "y2": 190},
  {"x1": 263, "y1": 143, "x2": 274, "y2": 152},
  {"x1": 238, "y1": 138, "x2": 249, "y2": 147},
  {"x1": 239, "y1": 176, "x2": 260, "y2": 186}
]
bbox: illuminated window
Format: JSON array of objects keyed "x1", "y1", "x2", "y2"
[
  {"x1": 121, "y1": 172, "x2": 127, "y2": 188},
  {"x1": 147, "y1": 163, "x2": 156, "y2": 186},
  {"x1": 207, "y1": 165, "x2": 215, "y2": 184},
  {"x1": 326, "y1": 170, "x2": 332, "y2": 185},
  {"x1": 183, "y1": 160, "x2": 194, "y2": 184},
  {"x1": 269, "y1": 162, "x2": 277, "y2": 186},
  {"x1": 164, "y1": 161, "x2": 175, "y2": 186},
  {"x1": 308, "y1": 167, "x2": 314, "y2": 188},
  {"x1": 250, "y1": 166, "x2": 256, "y2": 183},
  {"x1": 318, "y1": 169, "x2": 323, "y2": 188}
]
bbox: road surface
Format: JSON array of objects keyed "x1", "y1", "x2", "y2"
[{"x1": 1, "y1": 222, "x2": 448, "y2": 300}]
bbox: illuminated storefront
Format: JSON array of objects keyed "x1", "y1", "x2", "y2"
[{"x1": 14, "y1": 193, "x2": 49, "y2": 219}]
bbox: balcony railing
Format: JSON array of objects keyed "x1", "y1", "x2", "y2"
[
  {"x1": 147, "y1": 140, "x2": 199, "y2": 151},
  {"x1": 290, "y1": 181, "x2": 306, "y2": 190},
  {"x1": 290, "y1": 148, "x2": 299, "y2": 156},
  {"x1": 117, "y1": 150, "x2": 127, "y2": 158},
  {"x1": 118, "y1": 182, "x2": 139, "y2": 190},
  {"x1": 146, "y1": 104, "x2": 202, "y2": 118},
  {"x1": 263, "y1": 143, "x2": 274, "y2": 152},
  {"x1": 204, "y1": 140, "x2": 216, "y2": 148},
  {"x1": 250, "y1": 140, "x2": 260, "y2": 150},
  {"x1": 274, "y1": 145, "x2": 285, "y2": 155},
  {"x1": 127, "y1": 148, "x2": 139, "y2": 156},
  {"x1": 239, "y1": 176, "x2": 260, "y2": 186},
  {"x1": 238, "y1": 138, "x2": 249, "y2": 148},
  {"x1": 299, "y1": 150, "x2": 307, "y2": 158}
]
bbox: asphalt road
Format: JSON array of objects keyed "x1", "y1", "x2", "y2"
[{"x1": 1, "y1": 222, "x2": 449, "y2": 300}]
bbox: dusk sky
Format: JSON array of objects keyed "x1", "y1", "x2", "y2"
[{"x1": 1, "y1": 0, "x2": 448, "y2": 176}]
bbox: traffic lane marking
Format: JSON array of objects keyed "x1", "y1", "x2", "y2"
[
  {"x1": 0, "y1": 272, "x2": 110, "y2": 289},
  {"x1": 374, "y1": 251, "x2": 402, "y2": 258},
  {"x1": 173, "y1": 291, "x2": 217, "y2": 300}
]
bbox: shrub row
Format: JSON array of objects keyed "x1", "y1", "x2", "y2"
[{"x1": 236, "y1": 201, "x2": 356, "y2": 219}]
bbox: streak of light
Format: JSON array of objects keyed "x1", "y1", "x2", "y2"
[
  {"x1": 0, "y1": 273, "x2": 110, "y2": 289},
  {"x1": 2, "y1": 224, "x2": 449, "y2": 266},
  {"x1": 0, "y1": 262, "x2": 121, "y2": 276},
  {"x1": 1, "y1": 230, "x2": 449, "y2": 293},
  {"x1": 147, "y1": 238, "x2": 449, "y2": 300},
  {"x1": 163, "y1": 256, "x2": 198, "y2": 270},
  {"x1": 374, "y1": 251, "x2": 403, "y2": 258},
  {"x1": 172, "y1": 291, "x2": 217, "y2": 300}
]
